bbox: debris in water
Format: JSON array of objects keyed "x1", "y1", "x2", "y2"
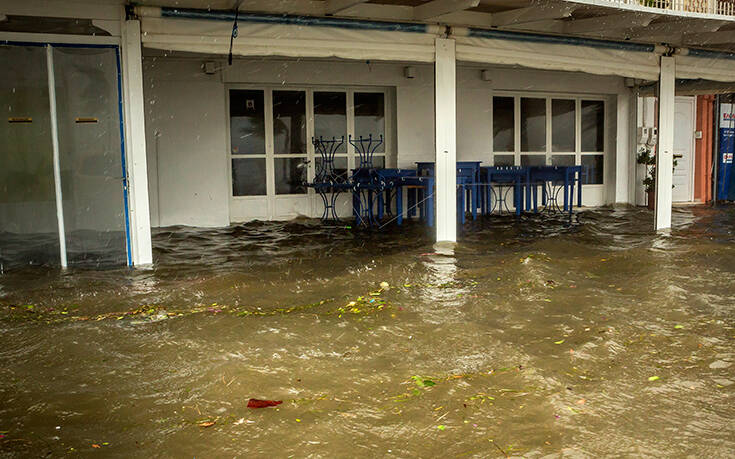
[
  {"x1": 247, "y1": 399, "x2": 283, "y2": 409},
  {"x1": 198, "y1": 421, "x2": 216, "y2": 428},
  {"x1": 437, "y1": 425, "x2": 446, "y2": 431},
  {"x1": 379, "y1": 281, "x2": 390, "y2": 290},
  {"x1": 554, "y1": 340, "x2": 565, "y2": 345},
  {"x1": 412, "y1": 376, "x2": 436, "y2": 387},
  {"x1": 674, "y1": 324, "x2": 684, "y2": 329},
  {"x1": 648, "y1": 376, "x2": 660, "y2": 382}
]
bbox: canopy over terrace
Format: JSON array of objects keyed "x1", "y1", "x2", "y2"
[{"x1": 132, "y1": 0, "x2": 735, "y2": 239}]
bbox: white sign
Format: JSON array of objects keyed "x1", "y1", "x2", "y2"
[
  {"x1": 724, "y1": 153, "x2": 733, "y2": 164},
  {"x1": 721, "y1": 103, "x2": 735, "y2": 129}
]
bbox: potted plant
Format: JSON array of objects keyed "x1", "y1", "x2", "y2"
[{"x1": 636, "y1": 146, "x2": 677, "y2": 210}]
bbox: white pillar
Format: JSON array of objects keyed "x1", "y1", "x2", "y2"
[
  {"x1": 435, "y1": 38, "x2": 457, "y2": 242},
  {"x1": 45, "y1": 45, "x2": 68, "y2": 268},
  {"x1": 655, "y1": 56, "x2": 675, "y2": 231},
  {"x1": 121, "y1": 20, "x2": 153, "y2": 265},
  {"x1": 615, "y1": 90, "x2": 631, "y2": 204}
]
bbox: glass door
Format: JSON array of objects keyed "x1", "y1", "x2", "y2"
[
  {"x1": 0, "y1": 45, "x2": 59, "y2": 268},
  {"x1": 0, "y1": 43, "x2": 130, "y2": 269},
  {"x1": 228, "y1": 87, "x2": 390, "y2": 221}
]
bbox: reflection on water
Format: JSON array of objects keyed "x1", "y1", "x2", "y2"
[{"x1": 1, "y1": 206, "x2": 734, "y2": 457}]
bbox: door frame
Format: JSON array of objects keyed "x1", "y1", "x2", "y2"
[
  {"x1": 0, "y1": 36, "x2": 131, "y2": 266},
  {"x1": 675, "y1": 95, "x2": 696, "y2": 203}
]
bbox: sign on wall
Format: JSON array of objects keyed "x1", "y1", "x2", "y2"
[{"x1": 717, "y1": 103, "x2": 735, "y2": 200}]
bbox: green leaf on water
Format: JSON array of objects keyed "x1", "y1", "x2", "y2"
[
  {"x1": 437, "y1": 425, "x2": 446, "y2": 431},
  {"x1": 554, "y1": 340, "x2": 565, "y2": 345},
  {"x1": 648, "y1": 376, "x2": 660, "y2": 382},
  {"x1": 674, "y1": 324, "x2": 684, "y2": 329},
  {"x1": 412, "y1": 376, "x2": 436, "y2": 387}
]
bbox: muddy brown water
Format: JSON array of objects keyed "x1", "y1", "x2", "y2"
[{"x1": 1, "y1": 206, "x2": 734, "y2": 457}]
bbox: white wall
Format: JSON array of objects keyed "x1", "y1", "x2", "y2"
[{"x1": 144, "y1": 56, "x2": 630, "y2": 227}]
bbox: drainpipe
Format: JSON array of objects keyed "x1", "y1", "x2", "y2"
[
  {"x1": 133, "y1": 6, "x2": 445, "y2": 35},
  {"x1": 713, "y1": 94, "x2": 720, "y2": 206}
]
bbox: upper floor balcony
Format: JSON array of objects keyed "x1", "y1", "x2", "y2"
[{"x1": 568, "y1": 0, "x2": 735, "y2": 17}]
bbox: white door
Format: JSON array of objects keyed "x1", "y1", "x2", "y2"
[{"x1": 673, "y1": 96, "x2": 695, "y2": 202}]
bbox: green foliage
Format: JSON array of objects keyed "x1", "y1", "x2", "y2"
[{"x1": 636, "y1": 146, "x2": 678, "y2": 193}]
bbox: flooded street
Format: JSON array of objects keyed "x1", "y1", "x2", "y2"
[{"x1": 1, "y1": 206, "x2": 734, "y2": 457}]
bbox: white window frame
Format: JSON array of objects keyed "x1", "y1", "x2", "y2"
[
  {"x1": 490, "y1": 91, "x2": 609, "y2": 188},
  {"x1": 225, "y1": 85, "x2": 394, "y2": 203}
]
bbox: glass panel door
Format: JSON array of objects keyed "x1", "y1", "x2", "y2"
[
  {"x1": 53, "y1": 47, "x2": 127, "y2": 266},
  {"x1": 273, "y1": 90, "x2": 307, "y2": 195},
  {"x1": 0, "y1": 45, "x2": 59, "y2": 268}
]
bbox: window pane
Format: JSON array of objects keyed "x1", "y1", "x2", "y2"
[
  {"x1": 314, "y1": 91, "x2": 346, "y2": 153},
  {"x1": 232, "y1": 158, "x2": 266, "y2": 196},
  {"x1": 315, "y1": 156, "x2": 348, "y2": 182},
  {"x1": 581, "y1": 100, "x2": 604, "y2": 152},
  {"x1": 552, "y1": 99, "x2": 575, "y2": 152},
  {"x1": 551, "y1": 154, "x2": 575, "y2": 167},
  {"x1": 54, "y1": 47, "x2": 127, "y2": 266},
  {"x1": 494, "y1": 154, "x2": 515, "y2": 166},
  {"x1": 581, "y1": 155, "x2": 604, "y2": 184},
  {"x1": 274, "y1": 158, "x2": 307, "y2": 194},
  {"x1": 273, "y1": 90, "x2": 306, "y2": 155},
  {"x1": 521, "y1": 98, "x2": 546, "y2": 152},
  {"x1": 493, "y1": 96, "x2": 514, "y2": 152},
  {"x1": 230, "y1": 90, "x2": 265, "y2": 155},
  {"x1": 372, "y1": 156, "x2": 386, "y2": 169},
  {"x1": 354, "y1": 92, "x2": 385, "y2": 153},
  {"x1": 0, "y1": 45, "x2": 59, "y2": 267},
  {"x1": 521, "y1": 155, "x2": 546, "y2": 167}
]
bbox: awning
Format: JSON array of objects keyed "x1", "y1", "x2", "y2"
[
  {"x1": 453, "y1": 30, "x2": 662, "y2": 81},
  {"x1": 675, "y1": 52, "x2": 735, "y2": 82},
  {"x1": 137, "y1": 10, "x2": 440, "y2": 63}
]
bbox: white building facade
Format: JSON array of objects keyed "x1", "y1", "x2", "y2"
[{"x1": 2, "y1": 0, "x2": 735, "y2": 268}]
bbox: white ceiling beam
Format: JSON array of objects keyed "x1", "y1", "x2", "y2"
[
  {"x1": 490, "y1": 2, "x2": 578, "y2": 28},
  {"x1": 324, "y1": 0, "x2": 370, "y2": 15},
  {"x1": 562, "y1": 13, "x2": 656, "y2": 34},
  {"x1": 414, "y1": 0, "x2": 480, "y2": 21},
  {"x1": 622, "y1": 19, "x2": 727, "y2": 39},
  {"x1": 681, "y1": 29, "x2": 735, "y2": 45}
]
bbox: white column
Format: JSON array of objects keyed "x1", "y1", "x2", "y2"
[
  {"x1": 615, "y1": 90, "x2": 631, "y2": 204},
  {"x1": 435, "y1": 38, "x2": 457, "y2": 242},
  {"x1": 121, "y1": 20, "x2": 153, "y2": 265},
  {"x1": 655, "y1": 56, "x2": 675, "y2": 231},
  {"x1": 45, "y1": 45, "x2": 68, "y2": 268}
]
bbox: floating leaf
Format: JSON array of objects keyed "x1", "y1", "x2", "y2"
[
  {"x1": 247, "y1": 399, "x2": 282, "y2": 409},
  {"x1": 437, "y1": 425, "x2": 446, "y2": 431},
  {"x1": 92, "y1": 444, "x2": 101, "y2": 448},
  {"x1": 648, "y1": 376, "x2": 660, "y2": 382},
  {"x1": 412, "y1": 376, "x2": 436, "y2": 387},
  {"x1": 198, "y1": 421, "x2": 216, "y2": 428},
  {"x1": 554, "y1": 340, "x2": 565, "y2": 345},
  {"x1": 674, "y1": 325, "x2": 684, "y2": 329}
]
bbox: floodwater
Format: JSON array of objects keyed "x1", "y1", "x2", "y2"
[{"x1": 1, "y1": 206, "x2": 734, "y2": 457}]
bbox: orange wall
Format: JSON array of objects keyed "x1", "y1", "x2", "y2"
[{"x1": 695, "y1": 95, "x2": 714, "y2": 202}]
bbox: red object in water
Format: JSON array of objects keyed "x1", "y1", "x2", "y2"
[{"x1": 247, "y1": 398, "x2": 282, "y2": 409}]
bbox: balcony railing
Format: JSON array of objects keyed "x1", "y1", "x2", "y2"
[{"x1": 589, "y1": 0, "x2": 735, "y2": 16}]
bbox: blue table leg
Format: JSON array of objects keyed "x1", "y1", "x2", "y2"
[
  {"x1": 426, "y1": 179, "x2": 434, "y2": 227},
  {"x1": 418, "y1": 188, "x2": 425, "y2": 221},
  {"x1": 367, "y1": 190, "x2": 374, "y2": 225},
  {"x1": 577, "y1": 173, "x2": 582, "y2": 207},
  {"x1": 408, "y1": 187, "x2": 416, "y2": 217},
  {"x1": 352, "y1": 190, "x2": 360, "y2": 224},
  {"x1": 471, "y1": 184, "x2": 478, "y2": 220},
  {"x1": 377, "y1": 191, "x2": 384, "y2": 220},
  {"x1": 514, "y1": 180, "x2": 521, "y2": 216},
  {"x1": 532, "y1": 184, "x2": 538, "y2": 213},
  {"x1": 396, "y1": 186, "x2": 403, "y2": 225},
  {"x1": 564, "y1": 174, "x2": 569, "y2": 212}
]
